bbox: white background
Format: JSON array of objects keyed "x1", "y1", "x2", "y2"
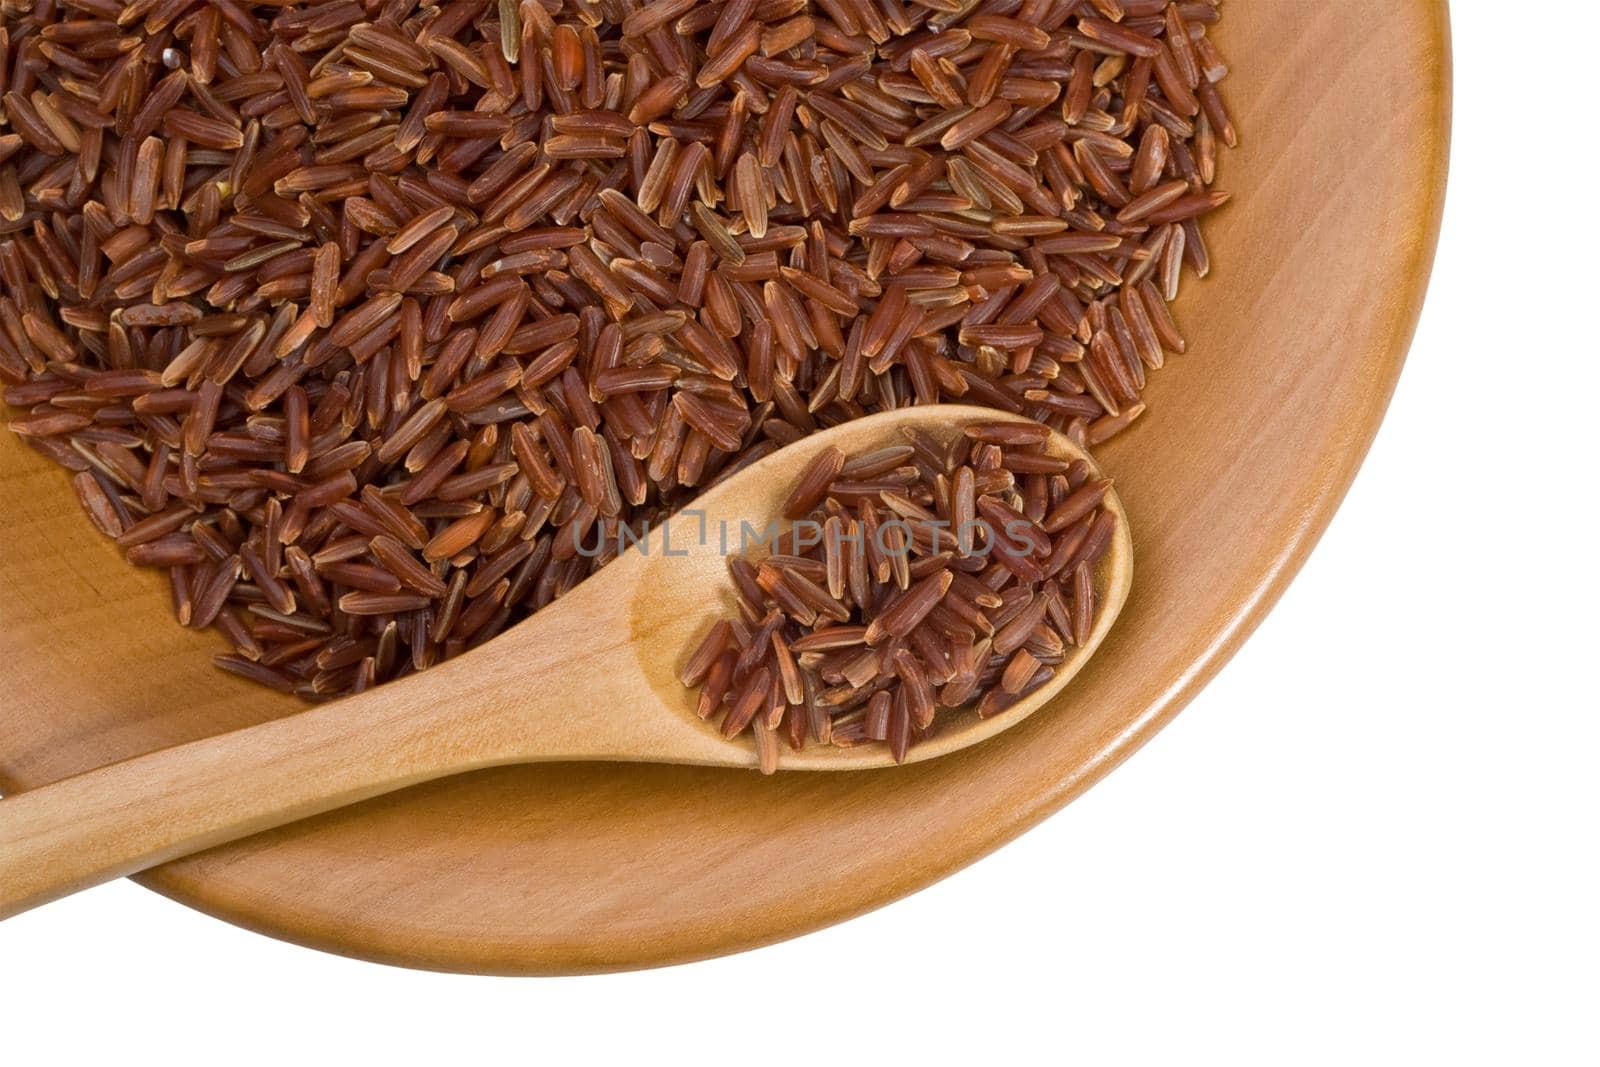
[{"x1": 3, "y1": 5, "x2": 1596, "y2": 1063}]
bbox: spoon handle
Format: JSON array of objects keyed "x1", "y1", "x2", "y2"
[
  {"x1": 0, "y1": 666, "x2": 514, "y2": 921},
  {"x1": 0, "y1": 544, "x2": 747, "y2": 920}
]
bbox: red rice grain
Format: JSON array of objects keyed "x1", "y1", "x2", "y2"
[
  {"x1": 1, "y1": 0, "x2": 1225, "y2": 720},
  {"x1": 684, "y1": 423, "x2": 1117, "y2": 767}
]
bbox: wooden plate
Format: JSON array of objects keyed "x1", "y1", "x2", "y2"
[{"x1": 0, "y1": 1, "x2": 1450, "y2": 973}]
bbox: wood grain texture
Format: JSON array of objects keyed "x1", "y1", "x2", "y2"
[
  {"x1": 0, "y1": 408, "x2": 1129, "y2": 919},
  {"x1": 0, "y1": 0, "x2": 1451, "y2": 972}
]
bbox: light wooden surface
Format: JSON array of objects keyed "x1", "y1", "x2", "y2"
[
  {"x1": 0, "y1": 407, "x2": 1130, "y2": 920},
  {"x1": 0, "y1": 0, "x2": 1450, "y2": 972}
]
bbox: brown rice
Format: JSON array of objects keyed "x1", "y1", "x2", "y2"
[
  {"x1": 683, "y1": 421, "x2": 1116, "y2": 769},
  {"x1": 0, "y1": 0, "x2": 1229, "y2": 712}
]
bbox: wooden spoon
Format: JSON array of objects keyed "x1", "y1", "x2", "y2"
[{"x1": 0, "y1": 405, "x2": 1131, "y2": 920}]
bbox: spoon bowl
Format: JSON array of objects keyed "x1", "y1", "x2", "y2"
[
  {"x1": 620, "y1": 404, "x2": 1133, "y2": 769},
  {"x1": 0, "y1": 404, "x2": 1130, "y2": 919}
]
